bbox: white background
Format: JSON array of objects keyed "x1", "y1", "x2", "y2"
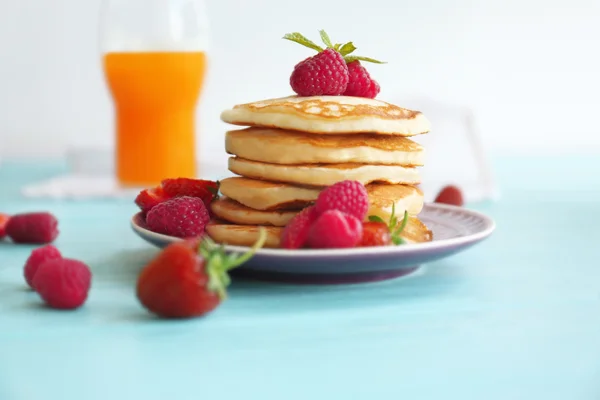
[{"x1": 0, "y1": 0, "x2": 599, "y2": 164}]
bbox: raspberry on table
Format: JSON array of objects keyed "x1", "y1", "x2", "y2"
[
  {"x1": 6, "y1": 212, "x2": 59, "y2": 244},
  {"x1": 146, "y1": 196, "x2": 210, "y2": 238},
  {"x1": 315, "y1": 180, "x2": 369, "y2": 221},
  {"x1": 307, "y1": 210, "x2": 363, "y2": 249},
  {"x1": 280, "y1": 206, "x2": 318, "y2": 249},
  {"x1": 344, "y1": 60, "x2": 381, "y2": 99},
  {"x1": 32, "y1": 258, "x2": 92, "y2": 310},
  {"x1": 24, "y1": 245, "x2": 63, "y2": 290},
  {"x1": 290, "y1": 49, "x2": 349, "y2": 96}
]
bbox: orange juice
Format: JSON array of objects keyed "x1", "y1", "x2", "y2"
[{"x1": 103, "y1": 51, "x2": 206, "y2": 186}]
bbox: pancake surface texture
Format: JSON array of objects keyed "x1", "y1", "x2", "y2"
[
  {"x1": 226, "y1": 128, "x2": 424, "y2": 165},
  {"x1": 219, "y1": 177, "x2": 320, "y2": 211},
  {"x1": 206, "y1": 217, "x2": 432, "y2": 249},
  {"x1": 220, "y1": 95, "x2": 431, "y2": 136},
  {"x1": 229, "y1": 157, "x2": 421, "y2": 187},
  {"x1": 211, "y1": 197, "x2": 297, "y2": 227},
  {"x1": 366, "y1": 183, "x2": 424, "y2": 221}
]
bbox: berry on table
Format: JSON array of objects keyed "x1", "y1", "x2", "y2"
[
  {"x1": 314, "y1": 180, "x2": 369, "y2": 221},
  {"x1": 0, "y1": 213, "x2": 10, "y2": 239},
  {"x1": 146, "y1": 196, "x2": 210, "y2": 238},
  {"x1": 434, "y1": 185, "x2": 464, "y2": 206},
  {"x1": 24, "y1": 245, "x2": 62, "y2": 290},
  {"x1": 136, "y1": 229, "x2": 266, "y2": 319},
  {"x1": 32, "y1": 258, "x2": 92, "y2": 310},
  {"x1": 6, "y1": 212, "x2": 59, "y2": 244},
  {"x1": 280, "y1": 206, "x2": 318, "y2": 249},
  {"x1": 283, "y1": 30, "x2": 385, "y2": 98},
  {"x1": 306, "y1": 210, "x2": 363, "y2": 249}
]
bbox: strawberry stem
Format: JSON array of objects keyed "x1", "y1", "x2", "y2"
[
  {"x1": 319, "y1": 30, "x2": 333, "y2": 48},
  {"x1": 282, "y1": 32, "x2": 324, "y2": 53},
  {"x1": 224, "y1": 227, "x2": 267, "y2": 271}
]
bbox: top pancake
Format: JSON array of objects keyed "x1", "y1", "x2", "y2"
[{"x1": 220, "y1": 95, "x2": 431, "y2": 136}]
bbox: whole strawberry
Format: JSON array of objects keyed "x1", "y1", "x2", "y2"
[
  {"x1": 315, "y1": 180, "x2": 369, "y2": 221},
  {"x1": 146, "y1": 196, "x2": 210, "y2": 238},
  {"x1": 434, "y1": 185, "x2": 464, "y2": 206},
  {"x1": 363, "y1": 204, "x2": 410, "y2": 246},
  {"x1": 33, "y1": 258, "x2": 92, "y2": 310},
  {"x1": 6, "y1": 212, "x2": 59, "y2": 244},
  {"x1": 24, "y1": 244, "x2": 63, "y2": 290},
  {"x1": 307, "y1": 210, "x2": 363, "y2": 249},
  {"x1": 0, "y1": 213, "x2": 10, "y2": 239},
  {"x1": 136, "y1": 229, "x2": 266, "y2": 319},
  {"x1": 344, "y1": 61, "x2": 381, "y2": 99},
  {"x1": 284, "y1": 30, "x2": 384, "y2": 98}
]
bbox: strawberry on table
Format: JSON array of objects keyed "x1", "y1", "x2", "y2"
[
  {"x1": 0, "y1": 213, "x2": 10, "y2": 239},
  {"x1": 136, "y1": 229, "x2": 267, "y2": 319},
  {"x1": 434, "y1": 185, "x2": 464, "y2": 206}
]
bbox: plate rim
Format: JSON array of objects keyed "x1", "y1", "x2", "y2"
[{"x1": 131, "y1": 203, "x2": 495, "y2": 257}]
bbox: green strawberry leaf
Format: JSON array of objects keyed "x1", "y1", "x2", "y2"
[
  {"x1": 392, "y1": 211, "x2": 410, "y2": 237},
  {"x1": 368, "y1": 215, "x2": 386, "y2": 224},
  {"x1": 339, "y1": 42, "x2": 357, "y2": 56},
  {"x1": 283, "y1": 32, "x2": 324, "y2": 53},
  {"x1": 333, "y1": 43, "x2": 342, "y2": 51},
  {"x1": 345, "y1": 55, "x2": 386, "y2": 64},
  {"x1": 319, "y1": 30, "x2": 333, "y2": 48}
]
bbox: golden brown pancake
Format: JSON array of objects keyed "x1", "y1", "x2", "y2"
[
  {"x1": 210, "y1": 197, "x2": 297, "y2": 227},
  {"x1": 366, "y1": 183, "x2": 424, "y2": 221},
  {"x1": 220, "y1": 95, "x2": 431, "y2": 136},
  {"x1": 205, "y1": 216, "x2": 432, "y2": 249},
  {"x1": 228, "y1": 157, "x2": 421, "y2": 187},
  {"x1": 225, "y1": 127, "x2": 424, "y2": 165}
]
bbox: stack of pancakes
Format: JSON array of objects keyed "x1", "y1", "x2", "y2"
[{"x1": 206, "y1": 95, "x2": 433, "y2": 248}]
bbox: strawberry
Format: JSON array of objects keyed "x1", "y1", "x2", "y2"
[
  {"x1": 161, "y1": 178, "x2": 220, "y2": 207},
  {"x1": 0, "y1": 213, "x2": 10, "y2": 239},
  {"x1": 136, "y1": 229, "x2": 266, "y2": 319},
  {"x1": 434, "y1": 185, "x2": 464, "y2": 206},
  {"x1": 283, "y1": 30, "x2": 385, "y2": 98},
  {"x1": 135, "y1": 186, "x2": 169, "y2": 215},
  {"x1": 364, "y1": 204, "x2": 410, "y2": 246}
]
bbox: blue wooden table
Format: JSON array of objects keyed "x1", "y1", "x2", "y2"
[{"x1": 1, "y1": 156, "x2": 599, "y2": 400}]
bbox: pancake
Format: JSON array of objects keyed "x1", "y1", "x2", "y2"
[
  {"x1": 220, "y1": 95, "x2": 431, "y2": 136},
  {"x1": 206, "y1": 216, "x2": 432, "y2": 249},
  {"x1": 219, "y1": 177, "x2": 424, "y2": 217},
  {"x1": 219, "y1": 177, "x2": 320, "y2": 211},
  {"x1": 225, "y1": 127, "x2": 424, "y2": 166},
  {"x1": 228, "y1": 157, "x2": 421, "y2": 187},
  {"x1": 211, "y1": 197, "x2": 297, "y2": 227}
]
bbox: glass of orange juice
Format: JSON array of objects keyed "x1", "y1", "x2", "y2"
[{"x1": 99, "y1": 0, "x2": 209, "y2": 187}]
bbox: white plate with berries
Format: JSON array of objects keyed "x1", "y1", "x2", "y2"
[{"x1": 131, "y1": 180, "x2": 495, "y2": 284}]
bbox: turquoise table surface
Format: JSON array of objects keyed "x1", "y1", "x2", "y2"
[{"x1": 1, "y1": 155, "x2": 599, "y2": 400}]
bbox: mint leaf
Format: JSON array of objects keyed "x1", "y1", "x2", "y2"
[
  {"x1": 339, "y1": 42, "x2": 357, "y2": 56},
  {"x1": 283, "y1": 32, "x2": 324, "y2": 53},
  {"x1": 319, "y1": 30, "x2": 333, "y2": 48},
  {"x1": 345, "y1": 55, "x2": 386, "y2": 64}
]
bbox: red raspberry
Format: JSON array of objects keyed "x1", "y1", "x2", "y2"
[
  {"x1": 343, "y1": 61, "x2": 381, "y2": 99},
  {"x1": 0, "y1": 213, "x2": 10, "y2": 239},
  {"x1": 32, "y1": 258, "x2": 92, "y2": 310},
  {"x1": 315, "y1": 180, "x2": 369, "y2": 221},
  {"x1": 306, "y1": 210, "x2": 363, "y2": 249},
  {"x1": 24, "y1": 245, "x2": 62, "y2": 290},
  {"x1": 280, "y1": 206, "x2": 318, "y2": 249},
  {"x1": 290, "y1": 49, "x2": 349, "y2": 96},
  {"x1": 6, "y1": 212, "x2": 59, "y2": 244},
  {"x1": 434, "y1": 185, "x2": 464, "y2": 206},
  {"x1": 135, "y1": 186, "x2": 170, "y2": 215},
  {"x1": 146, "y1": 196, "x2": 210, "y2": 238}
]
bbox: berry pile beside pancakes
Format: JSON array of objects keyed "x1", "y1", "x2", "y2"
[{"x1": 206, "y1": 30, "x2": 434, "y2": 249}]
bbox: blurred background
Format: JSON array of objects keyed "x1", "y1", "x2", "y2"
[{"x1": 0, "y1": 0, "x2": 598, "y2": 198}]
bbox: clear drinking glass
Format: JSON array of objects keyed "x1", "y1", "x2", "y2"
[{"x1": 99, "y1": 0, "x2": 209, "y2": 186}]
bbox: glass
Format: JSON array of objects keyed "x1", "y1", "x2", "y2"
[{"x1": 99, "y1": 0, "x2": 209, "y2": 187}]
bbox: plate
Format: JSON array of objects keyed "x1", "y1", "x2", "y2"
[{"x1": 131, "y1": 203, "x2": 495, "y2": 284}]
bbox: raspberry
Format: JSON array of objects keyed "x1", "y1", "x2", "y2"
[
  {"x1": 280, "y1": 206, "x2": 318, "y2": 249},
  {"x1": 32, "y1": 258, "x2": 92, "y2": 310},
  {"x1": 0, "y1": 213, "x2": 10, "y2": 239},
  {"x1": 146, "y1": 196, "x2": 210, "y2": 238},
  {"x1": 343, "y1": 61, "x2": 381, "y2": 99},
  {"x1": 290, "y1": 49, "x2": 349, "y2": 96},
  {"x1": 434, "y1": 185, "x2": 464, "y2": 206},
  {"x1": 307, "y1": 210, "x2": 363, "y2": 249},
  {"x1": 135, "y1": 186, "x2": 169, "y2": 215},
  {"x1": 6, "y1": 212, "x2": 59, "y2": 244},
  {"x1": 315, "y1": 180, "x2": 369, "y2": 221},
  {"x1": 24, "y1": 245, "x2": 62, "y2": 290}
]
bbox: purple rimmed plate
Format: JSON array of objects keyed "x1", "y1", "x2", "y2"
[{"x1": 131, "y1": 203, "x2": 495, "y2": 284}]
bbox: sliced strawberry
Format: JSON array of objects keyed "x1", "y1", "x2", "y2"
[
  {"x1": 434, "y1": 185, "x2": 464, "y2": 206},
  {"x1": 161, "y1": 178, "x2": 220, "y2": 206},
  {"x1": 135, "y1": 186, "x2": 169, "y2": 215},
  {"x1": 0, "y1": 213, "x2": 11, "y2": 239}
]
